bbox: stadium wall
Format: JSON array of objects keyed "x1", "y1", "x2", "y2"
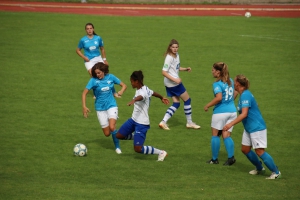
[{"x1": 97, "y1": 0, "x2": 300, "y2": 4}]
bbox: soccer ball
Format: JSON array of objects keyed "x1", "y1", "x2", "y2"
[
  {"x1": 73, "y1": 143, "x2": 87, "y2": 156},
  {"x1": 245, "y1": 12, "x2": 251, "y2": 18}
]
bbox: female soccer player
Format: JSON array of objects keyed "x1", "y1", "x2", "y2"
[
  {"x1": 116, "y1": 70, "x2": 169, "y2": 161},
  {"x1": 204, "y1": 62, "x2": 237, "y2": 166},
  {"x1": 82, "y1": 63, "x2": 127, "y2": 154},
  {"x1": 76, "y1": 22, "x2": 119, "y2": 98},
  {"x1": 158, "y1": 39, "x2": 200, "y2": 130},
  {"x1": 223, "y1": 74, "x2": 281, "y2": 179}
]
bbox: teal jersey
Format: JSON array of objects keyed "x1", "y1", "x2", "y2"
[
  {"x1": 238, "y1": 90, "x2": 266, "y2": 133},
  {"x1": 78, "y1": 35, "x2": 104, "y2": 60},
  {"x1": 86, "y1": 74, "x2": 121, "y2": 111},
  {"x1": 212, "y1": 78, "x2": 236, "y2": 114}
]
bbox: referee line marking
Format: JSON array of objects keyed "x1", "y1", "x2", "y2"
[{"x1": 240, "y1": 35, "x2": 300, "y2": 42}]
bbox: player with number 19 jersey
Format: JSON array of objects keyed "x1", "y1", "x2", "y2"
[{"x1": 212, "y1": 78, "x2": 236, "y2": 114}]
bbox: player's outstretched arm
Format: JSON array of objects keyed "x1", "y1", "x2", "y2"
[{"x1": 152, "y1": 92, "x2": 169, "y2": 105}]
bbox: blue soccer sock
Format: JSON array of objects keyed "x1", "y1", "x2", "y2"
[
  {"x1": 260, "y1": 152, "x2": 279, "y2": 173},
  {"x1": 245, "y1": 150, "x2": 263, "y2": 171},
  {"x1": 163, "y1": 102, "x2": 180, "y2": 122},
  {"x1": 141, "y1": 146, "x2": 160, "y2": 155},
  {"x1": 184, "y1": 98, "x2": 192, "y2": 123},
  {"x1": 111, "y1": 130, "x2": 120, "y2": 149},
  {"x1": 223, "y1": 137, "x2": 235, "y2": 158},
  {"x1": 211, "y1": 136, "x2": 220, "y2": 160}
]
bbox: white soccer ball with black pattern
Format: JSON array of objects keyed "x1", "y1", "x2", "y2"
[
  {"x1": 245, "y1": 12, "x2": 251, "y2": 18},
  {"x1": 73, "y1": 143, "x2": 87, "y2": 156}
]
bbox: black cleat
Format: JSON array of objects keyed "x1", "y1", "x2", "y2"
[
  {"x1": 206, "y1": 159, "x2": 219, "y2": 164},
  {"x1": 223, "y1": 156, "x2": 236, "y2": 166}
]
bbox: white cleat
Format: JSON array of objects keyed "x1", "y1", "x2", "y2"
[
  {"x1": 115, "y1": 148, "x2": 122, "y2": 154},
  {"x1": 266, "y1": 171, "x2": 281, "y2": 179},
  {"x1": 159, "y1": 121, "x2": 170, "y2": 130},
  {"x1": 157, "y1": 150, "x2": 168, "y2": 161},
  {"x1": 186, "y1": 122, "x2": 201, "y2": 129},
  {"x1": 249, "y1": 167, "x2": 265, "y2": 175}
]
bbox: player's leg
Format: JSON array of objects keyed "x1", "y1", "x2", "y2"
[
  {"x1": 180, "y1": 89, "x2": 200, "y2": 129},
  {"x1": 222, "y1": 113, "x2": 236, "y2": 165},
  {"x1": 107, "y1": 107, "x2": 121, "y2": 154},
  {"x1": 251, "y1": 130, "x2": 281, "y2": 179},
  {"x1": 207, "y1": 127, "x2": 220, "y2": 164},
  {"x1": 159, "y1": 94, "x2": 180, "y2": 130},
  {"x1": 134, "y1": 124, "x2": 167, "y2": 161},
  {"x1": 242, "y1": 130, "x2": 265, "y2": 174}
]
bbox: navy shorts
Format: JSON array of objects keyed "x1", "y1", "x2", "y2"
[
  {"x1": 118, "y1": 118, "x2": 150, "y2": 146},
  {"x1": 166, "y1": 83, "x2": 186, "y2": 97}
]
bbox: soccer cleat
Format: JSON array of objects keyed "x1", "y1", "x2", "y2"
[
  {"x1": 249, "y1": 167, "x2": 266, "y2": 175},
  {"x1": 157, "y1": 150, "x2": 168, "y2": 161},
  {"x1": 266, "y1": 171, "x2": 281, "y2": 179},
  {"x1": 186, "y1": 122, "x2": 201, "y2": 129},
  {"x1": 115, "y1": 148, "x2": 122, "y2": 154},
  {"x1": 159, "y1": 121, "x2": 170, "y2": 130},
  {"x1": 223, "y1": 156, "x2": 236, "y2": 166},
  {"x1": 206, "y1": 159, "x2": 219, "y2": 164}
]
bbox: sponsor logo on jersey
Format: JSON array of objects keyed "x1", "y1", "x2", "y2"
[
  {"x1": 242, "y1": 100, "x2": 249, "y2": 105},
  {"x1": 101, "y1": 86, "x2": 109, "y2": 91},
  {"x1": 89, "y1": 46, "x2": 96, "y2": 50}
]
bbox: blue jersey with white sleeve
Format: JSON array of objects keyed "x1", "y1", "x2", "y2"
[
  {"x1": 85, "y1": 74, "x2": 120, "y2": 111},
  {"x1": 78, "y1": 35, "x2": 104, "y2": 60},
  {"x1": 213, "y1": 78, "x2": 236, "y2": 114},
  {"x1": 238, "y1": 90, "x2": 266, "y2": 133}
]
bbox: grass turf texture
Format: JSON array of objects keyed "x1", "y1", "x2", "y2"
[{"x1": 0, "y1": 12, "x2": 300, "y2": 199}]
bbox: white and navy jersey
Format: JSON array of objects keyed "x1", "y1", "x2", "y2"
[
  {"x1": 213, "y1": 78, "x2": 236, "y2": 114},
  {"x1": 238, "y1": 90, "x2": 266, "y2": 133},
  {"x1": 78, "y1": 35, "x2": 104, "y2": 60},
  {"x1": 162, "y1": 53, "x2": 180, "y2": 87},
  {"x1": 131, "y1": 85, "x2": 154, "y2": 125},
  {"x1": 85, "y1": 74, "x2": 121, "y2": 111}
]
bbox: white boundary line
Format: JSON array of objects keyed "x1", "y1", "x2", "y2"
[{"x1": 1, "y1": 3, "x2": 300, "y2": 11}]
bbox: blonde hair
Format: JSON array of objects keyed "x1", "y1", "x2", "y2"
[
  {"x1": 213, "y1": 62, "x2": 231, "y2": 86},
  {"x1": 235, "y1": 74, "x2": 250, "y2": 89}
]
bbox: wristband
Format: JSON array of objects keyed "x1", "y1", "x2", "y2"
[{"x1": 103, "y1": 58, "x2": 106, "y2": 61}]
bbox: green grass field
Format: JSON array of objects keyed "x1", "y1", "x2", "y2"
[{"x1": 0, "y1": 11, "x2": 300, "y2": 199}]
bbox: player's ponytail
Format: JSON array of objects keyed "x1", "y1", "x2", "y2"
[{"x1": 213, "y1": 62, "x2": 231, "y2": 86}]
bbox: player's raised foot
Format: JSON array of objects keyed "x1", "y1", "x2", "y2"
[
  {"x1": 159, "y1": 121, "x2": 170, "y2": 130},
  {"x1": 249, "y1": 167, "x2": 266, "y2": 175},
  {"x1": 114, "y1": 93, "x2": 121, "y2": 98},
  {"x1": 206, "y1": 158, "x2": 219, "y2": 164},
  {"x1": 223, "y1": 156, "x2": 236, "y2": 166},
  {"x1": 186, "y1": 122, "x2": 201, "y2": 129},
  {"x1": 115, "y1": 148, "x2": 122, "y2": 154},
  {"x1": 157, "y1": 150, "x2": 168, "y2": 161},
  {"x1": 266, "y1": 171, "x2": 281, "y2": 179}
]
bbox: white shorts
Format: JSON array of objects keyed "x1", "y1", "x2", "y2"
[
  {"x1": 96, "y1": 107, "x2": 118, "y2": 128},
  {"x1": 85, "y1": 56, "x2": 104, "y2": 71},
  {"x1": 241, "y1": 129, "x2": 267, "y2": 149},
  {"x1": 211, "y1": 112, "x2": 237, "y2": 132}
]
